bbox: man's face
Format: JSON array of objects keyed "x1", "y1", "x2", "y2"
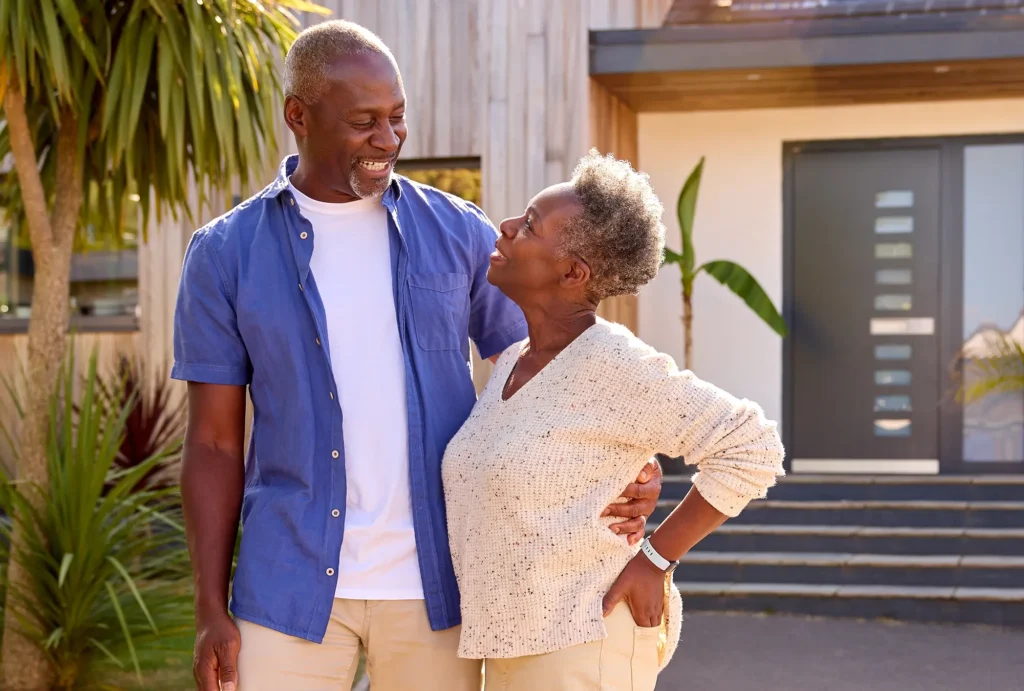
[{"x1": 287, "y1": 51, "x2": 407, "y2": 200}]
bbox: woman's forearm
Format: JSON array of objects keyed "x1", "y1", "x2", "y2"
[{"x1": 647, "y1": 487, "x2": 728, "y2": 562}]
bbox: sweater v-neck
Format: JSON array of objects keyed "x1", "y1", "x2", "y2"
[{"x1": 498, "y1": 321, "x2": 601, "y2": 402}]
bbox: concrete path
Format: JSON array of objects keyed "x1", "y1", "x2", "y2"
[{"x1": 660, "y1": 612, "x2": 1024, "y2": 691}]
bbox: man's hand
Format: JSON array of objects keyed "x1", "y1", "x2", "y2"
[
  {"x1": 602, "y1": 553, "x2": 666, "y2": 626},
  {"x1": 602, "y1": 458, "x2": 663, "y2": 545},
  {"x1": 194, "y1": 609, "x2": 241, "y2": 691}
]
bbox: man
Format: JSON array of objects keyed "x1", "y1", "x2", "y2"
[{"x1": 173, "y1": 20, "x2": 662, "y2": 691}]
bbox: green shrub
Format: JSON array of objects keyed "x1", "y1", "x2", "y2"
[{"x1": 0, "y1": 350, "x2": 193, "y2": 689}]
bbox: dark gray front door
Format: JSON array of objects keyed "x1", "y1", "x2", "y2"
[{"x1": 790, "y1": 147, "x2": 941, "y2": 470}]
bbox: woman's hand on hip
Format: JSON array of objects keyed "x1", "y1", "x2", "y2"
[
  {"x1": 602, "y1": 459, "x2": 663, "y2": 546},
  {"x1": 602, "y1": 552, "x2": 666, "y2": 627}
]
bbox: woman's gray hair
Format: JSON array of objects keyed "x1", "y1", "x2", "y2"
[
  {"x1": 561, "y1": 149, "x2": 666, "y2": 302},
  {"x1": 284, "y1": 20, "x2": 397, "y2": 104}
]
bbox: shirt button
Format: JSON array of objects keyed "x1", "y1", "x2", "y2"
[
  {"x1": 300, "y1": 231, "x2": 308, "y2": 239},
  {"x1": 326, "y1": 568, "x2": 335, "y2": 576},
  {"x1": 331, "y1": 509, "x2": 340, "y2": 518},
  {"x1": 290, "y1": 198, "x2": 295, "y2": 206},
  {"x1": 332, "y1": 450, "x2": 339, "y2": 459},
  {"x1": 329, "y1": 392, "x2": 335, "y2": 400},
  {"x1": 316, "y1": 337, "x2": 321, "y2": 346},
  {"x1": 298, "y1": 283, "x2": 304, "y2": 292}
]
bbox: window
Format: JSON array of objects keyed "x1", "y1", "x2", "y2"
[
  {"x1": 395, "y1": 158, "x2": 482, "y2": 207},
  {"x1": 1, "y1": 198, "x2": 140, "y2": 331},
  {"x1": 961, "y1": 143, "x2": 1024, "y2": 462}
]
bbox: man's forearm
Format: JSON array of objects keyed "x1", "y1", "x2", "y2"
[{"x1": 182, "y1": 441, "x2": 244, "y2": 614}]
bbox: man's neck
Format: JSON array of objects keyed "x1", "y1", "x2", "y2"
[{"x1": 290, "y1": 162, "x2": 359, "y2": 203}]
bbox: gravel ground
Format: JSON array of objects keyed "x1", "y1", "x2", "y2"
[{"x1": 659, "y1": 612, "x2": 1024, "y2": 691}]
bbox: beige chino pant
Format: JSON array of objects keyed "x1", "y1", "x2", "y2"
[
  {"x1": 236, "y1": 600, "x2": 658, "y2": 691},
  {"x1": 236, "y1": 599, "x2": 482, "y2": 691},
  {"x1": 483, "y1": 602, "x2": 661, "y2": 691}
]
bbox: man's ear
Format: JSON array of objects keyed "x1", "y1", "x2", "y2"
[{"x1": 284, "y1": 95, "x2": 309, "y2": 138}]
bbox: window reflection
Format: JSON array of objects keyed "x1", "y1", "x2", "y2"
[{"x1": 962, "y1": 144, "x2": 1024, "y2": 462}]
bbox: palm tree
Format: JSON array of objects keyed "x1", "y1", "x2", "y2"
[
  {"x1": 661, "y1": 157, "x2": 787, "y2": 370},
  {"x1": 0, "y1": 2, "x2": 327, "y2": 687},
  {"x1": 961, "y1": 334, "x2": 1024, "y2": 403}
]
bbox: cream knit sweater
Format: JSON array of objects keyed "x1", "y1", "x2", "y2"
[{"x1": 442, "y1": 319, "x2": 785, "y2": 667}]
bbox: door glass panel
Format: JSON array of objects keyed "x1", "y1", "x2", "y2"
[
  {"x1": 875, "y1": 419, "x2": 912, "y2": 437},
  {"x1": 876, "y1": 370, "x2": 911, "y2": 386},
  {"x1": 875, "y1": 344, "x2": 912, "y2": 360},
  {"x1": 875, "y1": 216, "x2": 914, "y2": 234},
  {"x1": 876, "y1": 269, "x2": 912, "y2": 285},
  {"x1": 875, "y1": 395, "x2": 911, "y2": 412},
  {"x1": 871, "y1": 318, "x2": 934, "y2": 335},
  {"x1": 875, "y1": 190, "x2": 914, "y2": 208},
  {"x1": 962, "y1": 144, "x2": 1024, "y2": 462},
  {"x1": 876, "y1": 242, "x2": 913, "y2": 259},
  {"x1": 875, "y1": 294, "x2": 912, "y2": 311}
]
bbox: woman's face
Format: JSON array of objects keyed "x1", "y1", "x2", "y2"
[{"x1": 487, "y1": 183, "x2": 589, "y2": 304}]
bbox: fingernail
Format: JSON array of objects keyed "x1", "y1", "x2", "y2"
[
  {"x1": 601, "y1": 509, "x2": 610, "y2": 517},
  {"x1": 639, "y1": 471, "x2": 649, "y2": 482},
  {"x1": 223, "y1": 683, "x2": 236, "y2": 691}
]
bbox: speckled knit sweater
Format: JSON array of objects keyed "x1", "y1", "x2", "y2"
[{"x1": 442, "y1": 319, "x2": 786, "y2": 667}]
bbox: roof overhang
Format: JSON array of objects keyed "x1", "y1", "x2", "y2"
[{"x1": 591, "y1": 12, "x2": 1024, "y2": 111}]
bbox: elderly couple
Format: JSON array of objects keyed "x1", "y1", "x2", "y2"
[{"x1": 173, "y1": 19, "x2": 785, "y2": 691}]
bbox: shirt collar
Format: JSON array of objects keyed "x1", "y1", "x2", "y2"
[{"x1": 261, "y1": 154, "x2": 403, "y2": 209}]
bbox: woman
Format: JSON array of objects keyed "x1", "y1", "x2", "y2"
[{"x1": 442, "y1": 150, "x2": 785, "y2": 690}]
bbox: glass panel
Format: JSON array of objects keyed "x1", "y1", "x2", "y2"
[
  {"x1": 875, "y1": 190, "x2": 914, "y2": 209},
  {"x1": 875, "y1": 395, "x2": 911, "y2": 412},
  {"x1": 875, "y1": 242, "x2": 912, "y2": 259},
  {"x1": 876, "y1": 268, "x2": 912, "y2": 285},
  {"x1": 875, "y1": 216, "x2": 914, "y2": 234},
  {"x1": 962, "y1": 144, "x2": 1024, "y2": 462},
  {"x1": 0, "y1": 223, "x2": 8, "y2": 316},
  {"x1": 874, "y1": 419, "x2": 912, "y2": 437},
  {"x1": 396, "y1": 164, "x2": 482, "y2": 206},
  {"x1": 875, "y1": 294, "x2": 912, "y2": 311},
  {"x1": 875, "y1": 370, "x2": 911, "y2": 386},
  {"x1": 875, "y1": 344, "x2": 912, "y2": 360},
  {"x1": 870, "y1": 318, "x2": 934, "y2": 335}
]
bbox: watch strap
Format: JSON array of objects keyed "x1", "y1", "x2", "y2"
[{"x1": 640, "y1": 537, "x2": 679, "y2": 572}]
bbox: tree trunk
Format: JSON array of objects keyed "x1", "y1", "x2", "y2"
[
  {"x1": 682, "y1": 289, "x2": 693, "y2": 372},
  {"x1": 0, "y1": 76, "x2": 82, "y2": 691}
]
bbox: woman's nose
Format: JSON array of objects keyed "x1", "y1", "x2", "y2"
[{"x1": 498, "y1": 218, "x2": 517, "y2": 238}]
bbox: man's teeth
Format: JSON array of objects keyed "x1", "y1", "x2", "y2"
[{"x1": 359, "y1": 160, "x2": 391, "y2": 171}]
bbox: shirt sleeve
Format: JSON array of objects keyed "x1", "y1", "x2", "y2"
[
  {"x1": 629, "y1": 350, "x2": 786, "y2": 517},
  {"x1": 465, "y1": 207, "x2": 527, "y2": 359},
  {"x1": 170, "y1": 230, "x2": 253, "y2": 386}
]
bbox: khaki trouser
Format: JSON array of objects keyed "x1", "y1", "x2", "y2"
[
  {"x1": 483, "y1": 602, "x2": 661, "y2": 691},
  {"x1": 236, "y1": 599, "x2": 482, "y2": 691}
]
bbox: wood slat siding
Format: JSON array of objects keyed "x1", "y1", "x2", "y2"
[{"x1": 0, "y1": 0, "x2": 670, "y2": 442}]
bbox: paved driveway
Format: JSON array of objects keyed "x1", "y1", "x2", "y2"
[{"x1": 660, "y1": 612, "x2": 1024, "y2": 691}]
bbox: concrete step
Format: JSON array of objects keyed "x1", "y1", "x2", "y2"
[
  {"x1": 675, "y1": 551, "x2": 1024, "y2": 588},
  {"x1": 659, "y1": 474, "x2": 1024, "y2": 502},
  {"x1": 650, "y1": 498, "x2": 1024, "y2": 528},
  {"x1": 673, "y1": 581, "x2": 1024, "y2": 628},
  {"x1": 667, "y1": 523, "x2": 1024, "y2": 556}
]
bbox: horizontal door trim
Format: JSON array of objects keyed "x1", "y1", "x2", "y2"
[{"x1": 792, "y1": 459, "x2": 940, "y2": 475}]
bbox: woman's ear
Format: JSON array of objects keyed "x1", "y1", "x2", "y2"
[{"x1": 561, "y1": 257, "x2": 592, "y2": 290}]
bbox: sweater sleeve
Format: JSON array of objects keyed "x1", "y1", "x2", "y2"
[{"x1": 624, "y1": 348, "x2": 786, "y2": 517}]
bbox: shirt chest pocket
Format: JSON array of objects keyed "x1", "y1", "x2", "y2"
[{"x1": 407, "y1": 272, "x2": 470, "y2": 352}]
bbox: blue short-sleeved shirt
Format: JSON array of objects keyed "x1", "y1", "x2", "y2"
[{"x1": 171, "y1": 156, "x2": 527, "y2": 642}]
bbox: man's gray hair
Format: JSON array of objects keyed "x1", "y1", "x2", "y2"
[
  {"x1": 283, "y1": 20, "x2": 397, "y2": 104},
  {"x1": 561, "y1": 150, "x2": 666, "y2": 302}
]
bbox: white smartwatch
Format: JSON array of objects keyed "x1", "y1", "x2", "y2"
[{"x1": 640, "y1": 537, "x2": 679, "y2": 573}]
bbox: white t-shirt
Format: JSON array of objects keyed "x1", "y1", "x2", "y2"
[{"x1": 289, "y1": 182, "x2": 423, "y2": 600}]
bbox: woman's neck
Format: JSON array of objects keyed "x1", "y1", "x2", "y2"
[{"x1": 521, "y1": 304, "x2": 598, "y2": 356}]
